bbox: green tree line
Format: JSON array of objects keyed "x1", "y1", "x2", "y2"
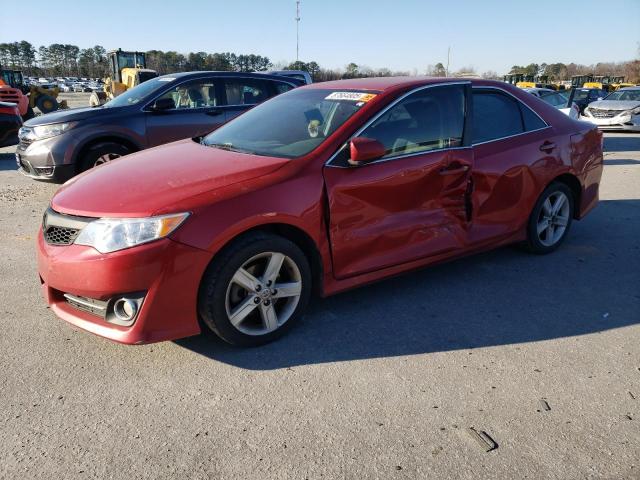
[{"x1": 2, "y1": 40, "x2": 638, "y2": 82}]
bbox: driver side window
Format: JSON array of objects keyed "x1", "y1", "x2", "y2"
[{"x1": 359, "y1": 85, "x2": 465, "y2": 159}]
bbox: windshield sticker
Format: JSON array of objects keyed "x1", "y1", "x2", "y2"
[
  {"x1": 325, "y1": 92, "x2": 377, "y2": 103},
  {"x1": 157, "y1": 77, "x2": 176, "y2": 82}
]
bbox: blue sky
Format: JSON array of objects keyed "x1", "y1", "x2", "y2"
[{"x1": 1, "y1": 0, "x2": 638, "y2": 74}]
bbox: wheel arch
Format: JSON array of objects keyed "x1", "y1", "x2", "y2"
[
  {"x1": 73, "y1": 135, "x2": 142, "y2": 173},
  {"x1": 204, "y1": 222, "x2": 324, "y2": 297},
  {"x1": 549, "y1": 173, "x2": 582, "y2": 219}
]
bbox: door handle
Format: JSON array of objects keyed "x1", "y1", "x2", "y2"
[
  {"x1": 539, "y1": 141, "x2": 556, "y2": 153},
  {"x1": 439, "y1": 163, "x2": 470, "y2": 176}
]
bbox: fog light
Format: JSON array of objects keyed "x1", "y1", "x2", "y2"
[
  {"x1": 113, "y1": 298, "x2": 138, "y2": 322},
  {"x1": 35, "y1": 166, "x2": 54, "y2": 176}
]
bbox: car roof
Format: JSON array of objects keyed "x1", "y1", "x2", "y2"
[
  {"x1": 302, "y1": 76, "x2": 474, "y2": 92},
  {"x1": 156, "y1": 71, "x2": 304, "y2": 84},
  {"x1": 618, "y1": 86, "x2": 640, "y2": 91}
]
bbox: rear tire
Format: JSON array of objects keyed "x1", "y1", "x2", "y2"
[
  {"x1": 89, "y1": 91, "x2": 107, "y2": 107},
  {"x1": 525, "y1": 182, "x2": 574, "y2": 254},
  {"x1": 198, "y1": 232, "x2": 312, "y2": 347},
  {"x1": 78, "y1": 142, "x2": 130, "y2": 173}
]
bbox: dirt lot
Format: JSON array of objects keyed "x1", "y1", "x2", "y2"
[{"x1": 0, "y1": 130, "x2": 638, "y2": 479}]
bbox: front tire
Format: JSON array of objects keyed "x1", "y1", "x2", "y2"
[
  {"x1": 525, "y1": 182, "x2": 574, "y2": 254},
  {"x1": 198, "y1": 232, "x2": 312, "y2": 347},
  {"x1": 78, "y1": 142, "x2": 130, "y2": 172}
]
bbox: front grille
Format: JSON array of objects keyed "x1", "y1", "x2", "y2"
[
  {"x1": 41, "y1": 207, "x2": 94, "y2": 247},
  {"x1": 589, "y1": 108, "x2": 623, "y2": 119},
  {"x1": 44, "y1": 226, "x2": 79, "y2": 245}
]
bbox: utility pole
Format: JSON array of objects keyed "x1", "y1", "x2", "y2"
[
  {"x1": 295, "y1": 1, "x2": 301, "y2": 62},
  {"x1": 446, "y1": 46, "x2": 450, "y2": 77}
]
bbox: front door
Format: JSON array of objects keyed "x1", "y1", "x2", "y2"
[
  {"x1": 323, "y1": 84, "x2": 473, "y2": 279},
  {"x1": 145, "y1": 78, "x2": 226, "y2": 147}
]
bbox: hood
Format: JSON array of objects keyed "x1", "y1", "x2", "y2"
[
  {"x1": 587, "y1": 100, "x2": 640, "y2": 110},
  {"x1": 24, "y1": 105, "x2": 127, "y2": 126},
  {"x1": 51, "y1": 139, "x2": 289, "y2": 217}
]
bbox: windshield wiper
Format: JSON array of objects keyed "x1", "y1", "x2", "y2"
[{"x1": 205, "y1": 142, "x2": 253, "y2": 154}]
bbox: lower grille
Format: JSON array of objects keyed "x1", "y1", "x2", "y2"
[
  {"x1": 44, "y1": 226, "x2": 79, "y2": 245},
  {"x1": 63, "y1": 293, "x2": 108, "y2": 317}
]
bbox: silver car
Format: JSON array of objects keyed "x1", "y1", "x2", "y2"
[{"x1": 581, "y1": 87, "x2": 640, "y2": 131}]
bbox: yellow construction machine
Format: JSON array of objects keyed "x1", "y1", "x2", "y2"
[{"x1": 89, "y1": 49, "x2": 158, "y2": 106}]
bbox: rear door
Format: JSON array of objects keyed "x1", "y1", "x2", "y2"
[
  {"x1": 323, "y1": 84, "x2": 473, "y2": 279},
  {"x1": 144, "y1": 78, "x2": 226, "y2": 146},
  {"x1": 467, "y1": 88, "x2": 560, "y2": 244},
  {"x1": 221, "y1": 78, "x2": 296, "y2": 122}
]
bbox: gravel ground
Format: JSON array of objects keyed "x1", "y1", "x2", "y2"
[{"x1": 0, "y1": 129, "x2": 638, "y2": 480}]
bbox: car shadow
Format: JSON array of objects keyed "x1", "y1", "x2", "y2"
[
  {"x1": 603, "y1": 135, "x2": 640, "y2": 153},
  {"x1": 175, "y1": 199, "x2": 640, "y2": 370},
  {"x1": 0, "y1": 151, "x2": 17, "y2": 170}
]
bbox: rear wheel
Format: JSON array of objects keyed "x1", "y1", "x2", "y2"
[
  {"x1": 78, "y1": 142, "x2": 130, "y2": 172},
  {"x1": 89, "y1": 91, "x2": 107, "y2": 107},
  {"x1": 198, "y1": 232, "x2": 312, "y2": 347},
  {"x1": 525, "y1": 182, "x2": 574, "y2": 254}
]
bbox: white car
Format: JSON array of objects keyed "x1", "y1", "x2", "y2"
[
  {"x1": 523, "y1": 88, "x2": 579, "y2": 120},
  {"x1": 581, "y1": 87, "x2": 640, "y2": 131},
  {"x1": 57, "y1": 83, "x2": 72, "y2": 92}
]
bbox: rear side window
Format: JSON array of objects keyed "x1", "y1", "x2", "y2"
[
  {"x1": 223, "y1": 79, "x2": 270, "y2": 105},
  {"x1": 521, "y1": 104, "x2": 546, "y2": 131},
  {"x1": 360, "y1": 85, "x2": 466, "y2": 159},
  {"x1": 472, "y1": 90, "x2": 546, "y2": 144},
  {"x1": 273, "y1": 81, "x2": 294, "y2": 94}
]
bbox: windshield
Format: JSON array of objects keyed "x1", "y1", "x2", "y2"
[
  {"x1": 103, "y1": 76, "x2": 175, "y2": 108},
  {"x1": 603, "y1": 90, "x2": 640, "y2": 102},
  {"x1": 202, "y1": 89, "x2": 377, "y2": 158}
]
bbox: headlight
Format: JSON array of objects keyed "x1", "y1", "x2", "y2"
[
  {"x1": 21, "y1": 122, "x2": 77, "y2": 141},
  {"x1": 627, "y1": 106, "x2": 640, "y2": 115},
  {"x1": 583, "y1": 108, "x2": 592, "y2": 117},
  {"x1": 74, "y1": 213, "x2": 189, "y2": 253}
]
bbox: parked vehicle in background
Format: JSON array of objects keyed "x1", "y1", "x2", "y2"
[
  {"x1": 568, "y1": 87, "x2": 607, "y2": 115},
  {"x1": 17, "y1": 71, "x2": 303, "y2": 182},
  {"x1": 0, "y1": 101, "x2": 22, "y2": 147},
  {"x1": 268, "y1": 70, "x2": 313, "y2": 84},
  {"x1": 581, "y1": 87, "x2": 640, "y2": 131},
  {"x1": 36, "y1": 78, "x2": 603, "y2": 347},
  {"x1": 58, "y1": 83, "x2": 72, "y2": 92},
  {"x1": 523, "y1": 88, "x2": 579, "y2": 119}
]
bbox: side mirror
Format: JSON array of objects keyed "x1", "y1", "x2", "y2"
[
  {"x1": 150, "y1": 97, "x2": 175, "y2": 112},
  {"x1": 349, "y1": 137, "x2": 386, "y2": 166}
]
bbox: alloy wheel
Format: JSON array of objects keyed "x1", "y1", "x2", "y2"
[
  {"x1": 224, "y1": 252, "x2": 302, "y2": 336},
  {"x1": 536, "y1": 191, "x2": 570, "y2": 247},
  {"x1": 94, "y1": 153, "x2": 121, "y2": 166}
]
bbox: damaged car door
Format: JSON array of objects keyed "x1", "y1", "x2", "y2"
[{"x1": 323, "y1": 83, "x2": 473, "y2": 279}]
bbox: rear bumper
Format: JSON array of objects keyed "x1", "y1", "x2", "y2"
[{"x1": 37, "y1": 231, "x2": 213, "y2": 344}]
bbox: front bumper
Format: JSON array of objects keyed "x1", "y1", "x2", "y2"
[
  {"x1": 580, "y1": 113, "x2": 640, "y2": 131},
  {"x1": 15, "y1": 131, "x2": 79, "y2": 183},
  {"x1": 37, "y1": 230, "x2": 213, "y2": 344},
  {"x1": 17, "y1": 153, "x2": 75, "y2": 182}
]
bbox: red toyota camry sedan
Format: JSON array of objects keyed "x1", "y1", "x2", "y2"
[{"x1": 37, "y1": 77, "x2": 603, "y2": 347}]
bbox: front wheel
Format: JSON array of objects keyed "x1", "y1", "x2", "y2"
[
  {"x1": 525, "y1": 182, "x2": 574, "y2": 254},
  {"x1": 198, "y1": 232, "x2": 312, "y2": 347},
  {"x1": 78, "y1": 142, "x2": 130, "y2": 172}
]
